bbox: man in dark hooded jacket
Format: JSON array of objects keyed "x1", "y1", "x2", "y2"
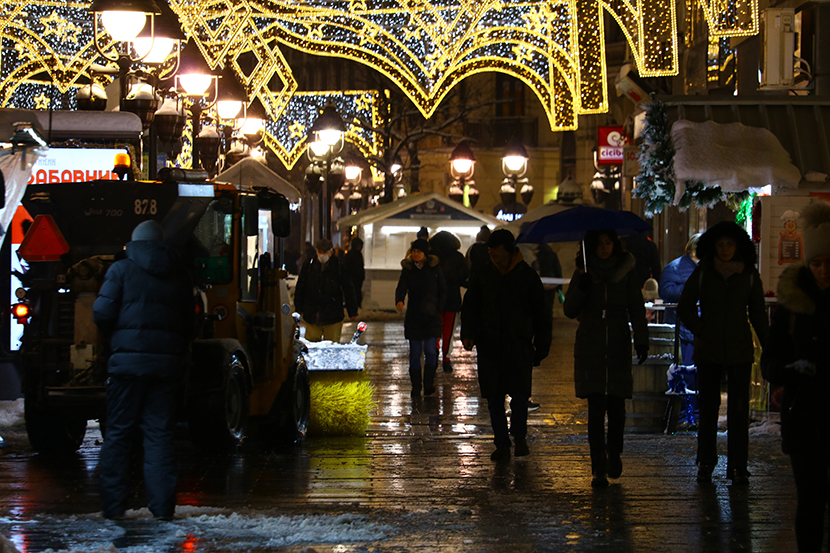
[
  {"x1": 461, "y1": 229, "x2": 551, "y2": 461},
  {"x1": 94, "y1": 220, "x2": 194, "y2": 520}
]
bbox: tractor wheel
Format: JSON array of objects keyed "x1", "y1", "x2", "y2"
[
  {"x1": 24, "y1": 396, "x2": 87, "y2": 456},
  {"x1": 273, "y1": 360, "x2": 310, "y2": 447},
  {"x1": 189, "y1": 354, "x2": 249, "y2": 451}
]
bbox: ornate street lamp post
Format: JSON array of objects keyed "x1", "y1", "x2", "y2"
[
  {"x1": 307, "y1": 105, "x2": 346, "y2": 241},
  {"x1": 500, "y1": 140, "x2": 532, "y2": 218}
]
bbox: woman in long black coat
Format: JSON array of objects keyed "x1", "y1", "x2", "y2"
[
  {"x1": 678, "y1": 221, "x2": 768, "y2": 485},
  {"x1": 563, "y1": 229, "x2": 649, "y2": 487},
  {"x1": 761, "y1": 200, "x2": 830, "y2": 552},
  {"x1": 396, "y1": 238, "x2": 447, "y2": 396}
]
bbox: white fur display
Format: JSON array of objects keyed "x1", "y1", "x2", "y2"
[
  {"x1": 801, "y1": 200, "x2": 830, "y2": 262},
  {"x1": 671, "y1": 120, "x2": 801, "y2": 202}
]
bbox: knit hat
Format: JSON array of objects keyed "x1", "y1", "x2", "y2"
[
  {"x1": 315, "y1": 238, "x2": 333, "y2": 252},
  {"x1": 131, "y1": 220, "x2": 163, "y2": 241},
  {"x1": 411, "y1": 238, "x2": 430, "y2": 254},
  {"x1": 802, "y1": 200, "x2": 830, "y2": 262},
  {"x1": 485, "y1": 228, "x2": 516, "y2": 250}
]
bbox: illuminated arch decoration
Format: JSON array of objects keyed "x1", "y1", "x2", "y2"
[{"x1": 1, "y1": 0, "x2": 759, "y2": 138}]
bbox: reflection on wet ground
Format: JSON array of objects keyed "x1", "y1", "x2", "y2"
[{"x1": 0, "y1": 318, "x2": 797, "y2": 552}]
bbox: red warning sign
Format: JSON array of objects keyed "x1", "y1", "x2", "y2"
[{"x1": 18, "y1": 215, "x2": 70, "y2": 262}]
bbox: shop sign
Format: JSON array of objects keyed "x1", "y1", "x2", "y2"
[
  {"x1": 597, "y1": 126, "x2": 627, "y2": 166},
  {"x1": 27, "y1": 148, "x2": 128, "y2": 184},
  {"x1": 623, "y1": 146, "x2": 640, "y2": 176}
]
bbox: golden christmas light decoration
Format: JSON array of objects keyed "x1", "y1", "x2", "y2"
[{"x1": 1, "y1": 0, "x2": 759, "y2": 134}]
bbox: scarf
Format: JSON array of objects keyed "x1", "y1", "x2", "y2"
[{"x1": 713, "y1": 257, "x2": 744, "y2": 280}]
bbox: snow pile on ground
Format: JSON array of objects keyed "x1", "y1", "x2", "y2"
[
  {"x1": 0, "y1": 508, "x2": 397, "y2": 552},
  {"x1": 749, "y1": 417, "x2": 781, "y2": 436},
  {"x1": 187, "y1": 511, "x2": 393, "y2": 546},
  {"x1": 0, "y1": 400, "x2": 24, "y2": 428}
]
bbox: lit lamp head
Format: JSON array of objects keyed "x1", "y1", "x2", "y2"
[
  {"x1": 384, "y1": 151, "x2": 403, "y2": 184},
  {"x1": 132, "y1": 0, "x2": 183, "y2": 64},
  {"x1": 449, "y1": 141, "x2": 475, "y2": 180},
  {"x1": 238, "y1": 97, "x2": 267, "y2": 142},
  {"x1": 343, "y1": 150, "x2": 363, "y2": 186},
  {"x1": 502, "y1": 140, "x2": 529, "y2": 179},
  {"x1": 307, "y1": 105, "x2": 345, "y2": 161},
  {"x1": 215, "y1": 66, "x2": 247, "y2": 121},
  {"x1": 90, "y1": 0, "x2": 160, "y2": 42},
  {"x1": 175, "y1": 41, "x2": 216, "y2": 98}
]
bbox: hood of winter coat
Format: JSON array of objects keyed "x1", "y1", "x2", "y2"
[
  {"x1": 401, "y1": 253, "x2": 440, "y2": 270},
  {"x1": 777, "y1": 262, "x2": 818, "y2": 315},
  {"x1": 125, "y1": 241, "x2": 179, "y2": 277},
  {"x1": 587, "y1": 251, "x2": 635, "y2": 284}
]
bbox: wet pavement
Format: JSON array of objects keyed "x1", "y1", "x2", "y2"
[{"x1": 0, "y1": 318, "x2": 798, "y2": 552}]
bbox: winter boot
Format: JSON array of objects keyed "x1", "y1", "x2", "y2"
[
  {"x1": 607, "y1": 451, "x2": 622, "y2": 478},
  {"x1": 442, "y1": 359, "x2": 453, "y2": 373},
  {"x1": 409, "y1": 366, "x2": 422, "y2": 397},
  {"x1": 514, "y1": 436, "x2": 530, "y2": 457},
  {"x1": 423, "y1": 364, "x2": 437, "y2": 395}
]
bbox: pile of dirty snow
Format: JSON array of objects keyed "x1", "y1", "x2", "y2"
[
  {"x1": 749, "y1": 417, "x2": 781, "y2": 436},
  {"x1": 0, "y1": 400, "x2": 24, "y2": 428}
]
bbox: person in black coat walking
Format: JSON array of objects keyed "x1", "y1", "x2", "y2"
[
  {"x1": 761, "y1": 200, "x2": 830, "y2": 553},
  {"x1": 563, "y1": 229, "x2": 649, "y2": 487},
  {"x1": 94, "y1": 220, "x2": 194, "y2": 520},
  {"x1": 430, "y1": 231, "x2": 469, "y2": 373},
  {"x1": 461, "y1": 229, "x2": 551, "y2": 461},
  {"x1": 294, "y1": 238, "x2": 358, "y2": 343},
  {"x1": 396, "y1": 239, "x2": 447, "y2": 396},
  {"x1": 678, "y1": 221, "x2": 768, "y2": 485},
  {"x1": 343, "y1": 237, "x2": 365, "y2": 309}
]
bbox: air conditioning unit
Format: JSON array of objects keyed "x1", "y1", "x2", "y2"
[{"x1": 760, "y1": 8, "x2": 795, "y2": 89}]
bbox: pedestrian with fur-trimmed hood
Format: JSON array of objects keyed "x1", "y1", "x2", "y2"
[
  {"x1": 396, "y1": 238, "x2": 447, "y2": 396},
  {"x1": 461, "y1": 229, "x2": 551, "y2": 462},
  {"x1": 563, "y1": 229, "x2": 649, "y2": 487},
  {"x1": 761, "y1": 200, "x2": 830, "y2": 553},
  {"x1": 678, "y1": 221, "x2": 768, "y2": 486}
]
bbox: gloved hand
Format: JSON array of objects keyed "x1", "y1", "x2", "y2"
[
  {"x1": 635, "y1": 344, "x2": 649, "y2": 365},
  {"x1": 785, "y1": 359, "x2": 817, "y2": 376}
]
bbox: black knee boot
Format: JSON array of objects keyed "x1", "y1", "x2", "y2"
[
  {"x1": 423, "y1": 364, "x2": 437, "y2": 395},
  {"x1": 409, "y1": 366, "x2": 422, "y2": 397}
]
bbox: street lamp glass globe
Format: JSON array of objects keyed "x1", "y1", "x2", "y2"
[
  {"x1": 133, "y1": 36, "x2": 176, "y2": 64},
  {"x1": 308, "y1": 140, "x2": 330, "y2": 158},
  {"x1": 451, "y1": 158, "x2": 473, "y2": 176},
  {"x1": 502, "y1": 155, "x2": 527, "y2": 176},
  {"x1": 217, "y1": 100, "x2": 243, "y2": 120},
  {"x1": 101, "y1": 11, "x2": 146, "y2": 42},
  {"x1": 178, "y1": 73, "x2": 212, "y2": 96},
  {"x1": 317, "y1": 128, "x2": 343, "y2": 147},
  {"x1": 345, "y1": 165, "x2": 362, "y2": 184}
]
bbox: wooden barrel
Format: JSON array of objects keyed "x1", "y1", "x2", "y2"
[{"x1": 625, "y1": 324, "x2": 676, "y2": 433}]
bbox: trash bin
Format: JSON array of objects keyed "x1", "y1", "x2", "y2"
[{"x1": 626, "y1": 323, "x2": 674, "y2": 433}]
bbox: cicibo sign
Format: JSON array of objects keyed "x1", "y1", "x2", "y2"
[{"x1": 597, "y1": 126, "x2": 628, "y2": 166}]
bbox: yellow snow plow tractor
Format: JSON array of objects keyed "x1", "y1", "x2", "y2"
[{"x1": 15, "y1": 176, "x2": 309, "y2": 454}]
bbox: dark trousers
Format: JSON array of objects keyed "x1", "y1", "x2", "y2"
[
  {"x1": 790, "y1": 452, "x2": 830, "y2": 553},
  {"x1": 100, "y1": 376, "x2": 177, "y2": 519},
  {"x1": 587, "y1": 394, "x2": 626, "y2": 475},
  {"x1": 486, "y1": 394, "x2": 528, "y2": 449},
  {"x1": 409, "y1": 338, "x2": 439, "y2": 391},
  {"x1": 696, "y1": 362, "x2": 751, "y2": 474}
]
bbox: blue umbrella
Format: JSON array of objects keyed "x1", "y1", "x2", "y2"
[{"x1": 515, "y1": 205, "x2": 651, "y2": 244}]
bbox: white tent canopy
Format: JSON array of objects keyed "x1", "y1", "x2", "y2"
[
  {"x1": 672, "y1": 119, "x2": 802, "y2": 201},
  {"x1": 215, "y1": 157, "x2": 301, "y2": 203},
  {"x1": 336, "y1": 192, "x2": 498, "y2": 229}
]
